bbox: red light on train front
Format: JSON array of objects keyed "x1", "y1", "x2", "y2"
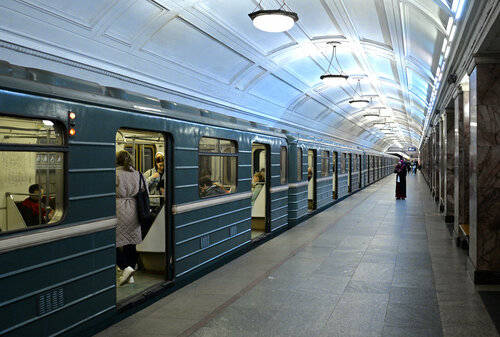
[{"x1": 69, "y1": 128, "x2": 76, "y2": 136}]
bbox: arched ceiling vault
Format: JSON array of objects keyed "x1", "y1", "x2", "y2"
[{"x1": 0, "y1": 0, "x2": 478, "y2": 151}]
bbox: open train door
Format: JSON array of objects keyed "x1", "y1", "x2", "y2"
[
  {"x1": 116, "y1": 128, "x2": 174, "y2": 304},
  {"x1": 251, "y1": 143, "x2": 270, "y2": 239}
]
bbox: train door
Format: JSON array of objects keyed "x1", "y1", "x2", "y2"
[
  {"x1": 358, "y1": 154, "x2": 362, "y2": 188},
  {"x1": 347, "y1": 153, "x2": 352, "y2": 193},
  {"x1": 308, "y1": 149, "x2": 316, "y2": 211},
  {"x1": 251, "y1": 143, "x2": 269, "y2": 239},
  {"x1": 366, "y1": 155, "x2": 371, "y2": 184},
  {"x1": 115, "y1": 128, "x2": 173, "y2": 303},
  {"x1": 332, "y1": 152, "x2": 338, "y2": 199}
]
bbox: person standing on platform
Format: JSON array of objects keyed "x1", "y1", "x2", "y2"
[
  {"x1": 394, "y1": 159, "x2": 407, "y2": 200},
  {"x1": 115, "y1": 150, "x2": 147, "y2": 286}
]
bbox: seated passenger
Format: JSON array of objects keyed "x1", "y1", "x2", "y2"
[
  {"x1": 200, "y1": 168, "x2": 224, "y2": 189},
  {"x1": 199, "y1": 177, "x2": 227, "y2": 197},
  {"x1": 251, "y1": 172, "x2": 265, "y2": 205},
  {"x1": 20, "y1": 184, "x2": 54, "y2": 227}
]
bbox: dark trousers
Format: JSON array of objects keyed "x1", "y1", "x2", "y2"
[{"x1": 116, "y1": 244, "x2": 137, "y2": 270}]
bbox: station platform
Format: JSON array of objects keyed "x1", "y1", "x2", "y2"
[{"x1": 96, "y1": 174, "x2": 499, "y2": 337}]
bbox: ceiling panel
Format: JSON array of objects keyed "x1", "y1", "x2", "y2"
[
  {"x1": 103, "y1": 0, "x2": 166, "y2": 45},
  {"x1": 142, "y1": 17, "x2": 252, "y2": 84},
  {"x1": 287, "y1": 0, "x2": 343, "y2": 38},
  {"x1": 248, "y1": 74, "x2": 302, "y2": 108},
  {"x1": 407, "y1": 6, "x2": 441, "y2": 70},
  {"x1": 369, "y1": 54, "x2": 399, "y2": 83},
  {"x1": 17, "y1": 0, "x2": 112, "y2": 28},
  {"x1": 348, "y1": 0, "x2": 392, "y2": 49},
  {"x1": 294, "y1": 97, "x2": 328, "y2": 120},
  {"x1": 282, "y1": 56, "x2": 324, "y2": 87}
]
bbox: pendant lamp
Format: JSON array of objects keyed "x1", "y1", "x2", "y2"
[
  {"x1": 249, "y1": 1, "x2": 298, "y2": 33},
  {"x1": 349, "y1": 79, "x2": 369, "y2": 108},
  {"x1": 320, "y1": 42, "x2": 348, "y2": 85}
]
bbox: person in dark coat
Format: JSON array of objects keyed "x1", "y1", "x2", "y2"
[
  {"x1": 199, "y1": 176, "x2": 227, "y2": 197},
  {"x1": 394, "y1": 160, "x2": 407, "y2": 200}
]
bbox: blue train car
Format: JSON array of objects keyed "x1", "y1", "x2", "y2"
[{"x1": 0, "y1": 61, "x2": 397, "y2": 336}]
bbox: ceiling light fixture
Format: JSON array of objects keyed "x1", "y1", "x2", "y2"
[
  {"x1": 248, "y1": 1, "x2": 298, "y2": 33},
  {"x1": 349, "y1": 78, "x2": 369, "y2": 108},
  {"x1": 320, "y1": 41, "x2": 349, "y2": 85},
  {"x1": 363, "y1": 111, "x2": 380, "y2": 121}
]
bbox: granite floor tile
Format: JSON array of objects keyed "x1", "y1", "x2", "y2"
[
  {"x1": 389, "y1": 286, "x2": 438, "y2": 305},
  {"x1": 345, "y1": 280, "x2": 392, "y2": 294},
  {"x1": 384, "y1": 303, "x2": 441, "y2": 329},
  {"x1": 382, "y1": 325, "x2": 443, "y2": 337}
]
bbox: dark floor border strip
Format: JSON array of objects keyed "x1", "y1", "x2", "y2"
[{"x1": 178, "y1": 178, "x2": 388, "y2": 337}]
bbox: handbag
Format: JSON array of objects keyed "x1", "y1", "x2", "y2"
[{"x1": 136, "y1": 173, "x2": 153, "y2": 231}]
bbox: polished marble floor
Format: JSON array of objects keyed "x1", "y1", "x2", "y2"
[{"x1": 96, "y1": 173, "x2": 499, "y2": 337}]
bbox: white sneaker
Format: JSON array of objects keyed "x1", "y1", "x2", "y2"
[
  {"x1": 128, "y1": 276, "x2": 134, "y2": 284},
  {"x1": 119, "y1": 266, "x2": 135, "y2": 286}
]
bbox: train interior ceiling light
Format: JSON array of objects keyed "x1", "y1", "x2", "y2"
[
  {"x1": 248, "y1": 0, "x2": 298, "y2": 33},
  {"x1": 320, "y1": 41, "x2": 349, "y2": 85}
]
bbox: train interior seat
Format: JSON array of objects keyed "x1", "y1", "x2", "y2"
[
  {"x1": 5, "y1": 194, "x2": 27, "y2": 231},
  {"x1": 251, "y1": 185, "x2": 265, "y2": 231},
  {"x1": 136, "y1": 206, "x2": 166, "y2": 272},
  {"x1": 308, "y1": 178, "x2": 313, "y2": 200}
]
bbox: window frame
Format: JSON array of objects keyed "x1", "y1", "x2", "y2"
[
  {"x1": 198, "y1": 136, "x2": 238, "y2": 199},
  {"x1": 280, "y1": 146, "x2": 287, "y2": 185},
  {"x1": 321, "y1": 150, "x2": 329, "y2": 177},
  {"x1": 0, "y1": 115, "x2": 67, "y2": 234}
]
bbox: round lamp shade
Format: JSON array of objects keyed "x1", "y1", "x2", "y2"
[
  {"x1": 249, "y1": 10, "x2": 298, "y2": 33},
  {"x1": 349, "y1": 99, "x2": 369, "y2": 108},
  {"x1": 320, "y1": 74, "x2": 349, "y2": 86}
]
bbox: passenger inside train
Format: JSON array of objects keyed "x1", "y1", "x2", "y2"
[
  {"x1": 144, "y1": 152, "x2": 165, "y2": 215},
  {"x1": 251, "y1": 171, "x2": 265, "y2": 206},
  {"x1": 198, "y1": 177, "x2": 228, "y2": 197},
  {"x1": 19, "y1": 184, "x2": 54, "y2": 227}
]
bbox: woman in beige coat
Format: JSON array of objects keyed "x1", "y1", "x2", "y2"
[{"x1": 115, "y1": 150, "x2": 148, "y2": 285}]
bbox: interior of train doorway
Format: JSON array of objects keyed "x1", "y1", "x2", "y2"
[
  {"x1": 115, "y1": 128, "x2": 173, "y2": 304},
  {"x1": 332, "y1": 152, "x2": 338, "y2": 200},
  {"x1": 347, "y1": 153, "x2": 352, "y2": 193},
  {"x1": 358, "y1": 154, "x2": 362, "y2": 188},
  {"x1": 308, "y1": 149, "x2": 316, "y2": 211},
  {"x1": 251, "y1": 143, "x2": 270, "y2": 239}
]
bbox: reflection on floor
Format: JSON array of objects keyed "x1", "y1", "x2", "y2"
[
  {"x1": 116, "y1": 269, "x2": 164, "y2": 302},
  {"x1": 251, "y1": 230, "x2": 265, "y2": 240}
]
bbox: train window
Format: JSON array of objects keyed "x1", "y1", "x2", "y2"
[
  {"x1": 297, "y1": 147, "x2": 302, "y2": 181},
  {"x1": 321, "y1": 150, "x2": 329, "y2": 177},
  {"x1": 280, "y1": 146, "x2": 287, "y2": 185},
  {"x1": 199, "y1": 137, "x2": 237, "y2": 198},
  {"x1": 0, "y1": 116, "x2": 65, "y2": 233},
  {"x1": 352, "y1": 155, "x2": 357, "y2": 171},
  {"x1": 341, "y1": 153, "x2": 346, "y2": 174}
]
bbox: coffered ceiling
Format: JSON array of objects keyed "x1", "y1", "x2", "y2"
[{"x1": 0, "y1": 0, "x2": 481, "y2": 151}]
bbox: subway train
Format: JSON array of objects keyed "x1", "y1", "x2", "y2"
[{"x1": 0, "y1": 61, "x2": 398, "y2": 336}]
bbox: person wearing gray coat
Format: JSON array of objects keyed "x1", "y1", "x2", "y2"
[{"x1": 115, "y1": 150, "x2": 149, "y2": 286}]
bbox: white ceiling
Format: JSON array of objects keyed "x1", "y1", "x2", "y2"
[{"x1": 0, "y1": 0, "x2": 479, "y2": 150}]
